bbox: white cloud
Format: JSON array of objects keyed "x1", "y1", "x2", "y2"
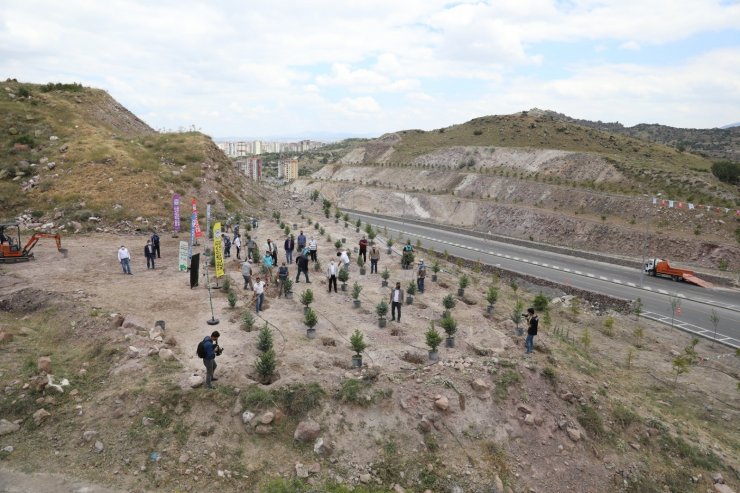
[{"x1": 0, "y1": 0, "x2": 737, "y2": 135}]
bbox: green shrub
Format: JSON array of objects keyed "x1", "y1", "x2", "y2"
[
  {"x1": 349, "y1": 330, "x2": 367, "y2": 355},
  {"x1": 442, "y1": 294, "x2": 456, "y2": 311},
  {"x1": 338, "y1": 268, "x2": 349, "y2": 283},
  {"x1": 221, "y1": 276, "x2": 231, "y2": 291},
  {"x1": 300, "y1": 289, "x2": 314, "y2": 307},
  {"x1": 242, "y1": 311, "x2": 255, "y2": 331},
  {"x1": 612, "y1": 402, "x2": 639, "y2": 429},
  {"x1": 375, "y1": 300, "x2": 388, "y2": 317},
  {"x1": 304, "y1": 308, "x2": 318, "y2": 329},
  {"x1": 486, "y1": 286, "x2": 499, "y2": 306},
  {"x1": 458, "y1": 274, "x2": 470, "y2": 290},
  {"x1": 227, "y1": 290, "x2": 237, "y2": 308},
  {"x1": 406, "y1": 281, "x2": 416, "y2": 296},
  {"x1": 255, "y1": 349, "x2": 277, "y2": 382},
  {"x1": 532, "y1": 292, "x2": 549, "y2": 312},
  {"x1": 577, "y1": 404, "x2": 605, "y2": 437},
  {"x1": 257, "y1": 324, "x2": 273, "y2": 352},
  {"x1": 425, "y1": 322, "x2": 443, "y2": 351},
  {"x1": 351, "y1": 282, "x2": 362, "y2": 300},
  {"x1": 711, "y1": 160, "x2": 739, "y2": 185},
  {"x1": 440, "y1": 311, "x2": 457, "y2": 337},
  {"x1": 495, "y1": 370, "x2": 521, "y2": 400}
]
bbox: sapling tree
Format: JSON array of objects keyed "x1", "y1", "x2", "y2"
[
  {"x1": 486, "y1": 286, "x2": 499, "y2": 307},
  {"x1": 242, "y1": 311, "x2": 255, "y2": 331},
  {"x1": 425, "y1": 322, "x2": 443, "y2": 353},
  {"x1": 257, "y1": 324, "x2": 273, "y2": 352},
  {"x1": 381, "y1": 268, "x2": 390, "y2": 283},
  {"x1": 376, "y1": 300, "x2": 388, "y2": 319},
  {"x1": 511, "y1": 299, "x2": 524, "y2": 331},
  {"x1": 442, "y1": 294, "x2": 456, "y2": 313},
  {"x1": 255, "y1": 349, "x2": 277, "y2": 383},
  {"x1": 351, "y1": 281, "x2": 363, "y2": 301},
  {"x1": 304, "y1": 308, "x2": 318, "y2": 329},
  {"x1": 300, "y1": 289, "x2": 314, "y2": 309},
  {"x1": 349, "y1": 330, "x2": 368, "y2": 356},
  {"x1": 338, "y1": 267, "x2": 349, "y2": 288},
  {"x1": 709, "y1": 309, "x2": 720, "y2": 346},
  {"x1": 533, "y1": 292, "x2": 549, "y2": 312},
  {"x1": 406, "y1": 281, "x2": 417, "y2": 296},
  {"x1": 669, "y1": 295, "x2": 681, "y2": 328},
  {"x1": 440, "y1": 312, "x2": 458, "y2": 338}
]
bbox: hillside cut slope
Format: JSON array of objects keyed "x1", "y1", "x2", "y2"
[
  {"x1": 0, "y1": 80, "x2": 264, "y2": 229},
  {"x1": 296, "y1": 111, "x2": 739, "y2": 270}
]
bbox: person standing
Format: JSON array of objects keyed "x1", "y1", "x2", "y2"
[
  {"x1": 308, "y1": 237, "x2": 318, "y2": 262},
  {"x1": 151, "y1": 231, "x2": 161, "y2": 259},
  {"x1": 326, "y1": 260, "x2": 338, "y2": 293},
  {"x1": 246, "y1": 236, "x2": 257, "y2": 260},
  {"x1": 390, "y1": 282, "x2": 404, "y2": 322},
  {"x1": 277, "y1": 262, "x2": 289, "y2": 298},
  {"x1": 339, "y1": 249, "x2": 350, "y2": 271},
  {"x1": 402, "y1": 240, "x2": 414, "y2": 269},
  {"x1": 201, "y1": 330, "x2": 221, "y2": 389},
  {"x1": 359, "y1": 235, "x2": 368, "y2": 263},
  {"x1": 262, "y1": 251, "x2": 274, "y2": 282},
  {"x1": 416, "y1": 260, "x2": 426, "y2": 294},
  {"x1": 525, "y1": 307, "x2": 539, "y2": 354},
  {"x1": 295, "y1": 252, "x2": 310, "y2": 283},
  {"x1": 242, "y1": 258, "x2": 253, "y2": 290},
  {"x1": 118, "y1": 245, "x2": 132, "y2": 275},
  {"x1": 144, "y1": 240, "x2": 156, "y2": 270},
  {"x1": 233, "y1": 235, "x2": 242, "y2": 260},
  {"x1": 253, "y1": 277, "x2": 266, "y2": 313},
  {"x1": 297, "y1": 230, "x2": 306, "y2": 255},
  {"x1": 369, "y1": 244, "x2": 380, "y2": 274},
  {"x1": 284, "y1": 235, "x2": 295, "y2": 264},
  {"x1": 270, "y1": 239, "x2": 278, "y2": 265},
  {"x1": 223, "y1": 234, "x2": 231, "y2": 258}
]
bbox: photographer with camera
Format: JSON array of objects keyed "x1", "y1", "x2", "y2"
[
  {"x1": 524, "y1": 307, "x2": 538, "y2": 355},
  {"x1": 199, "y1": 330, "x2": 223, "y2": 389}
]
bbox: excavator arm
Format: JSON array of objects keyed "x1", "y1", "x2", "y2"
[{"x1": 22, "y1": 233, "x2": 67, "y2": 257}]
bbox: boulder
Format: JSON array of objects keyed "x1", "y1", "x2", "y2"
[
  {"x1": 259, "y1": 412, "x2": 274, "y2": 425},
  {"x1": 714, "y1": 485, "x2": 735, "y2": 493},
  {"x1": 33, "y1": 408, "x2": 51, "y2": 426},
  {"x1": 0, "y1": 419, "x2": 20, "y2": 436},
  {"x1": 158, "y1": 348, "x2": 175, "y2": 361},
  {"x1": 434, "y1": 395, "x2": 449, "y2": 411},
  {"x1": 241, "y1": 411, "x2": 255, "y2": 425},
  {"x1": 254, "y1": 424, "x2": 272, "y2": 435},
  {"x1": 294, "y1": 419, "x2": 320, "y2": 442},
  {"x1": 94, "y1": 440, "x2": 104, "y2": 453},
  {"x1": 295, "y1": 463, "x2": 309, "y2": 479},
  {"x1": 82, "y1": 430, "x2": 97, "y2": 442},
  {"x1": 37, "y1": 356, "x2": 52, "y2": 374},
  {"x1": 188, "y1": 375, "x2": 204, "y2": 388},
  {"x1": 313, "y1": 437, "x2": 334, "y2": 456},
  {"x1": 471, "y1": 378, "x2": 490, "y2": 392},
  {"x1": 517, "y1": 404, "x2": 533, "y2": 415},
  {"x1": 127, "y1": 346, "x2": 141, "y2": 359},
  {"x1": 566, "y1": 427, "x2": 582, "y2": 442}
]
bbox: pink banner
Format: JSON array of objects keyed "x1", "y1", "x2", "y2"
[{"x1": 173, "y1": 194, "x2": 181, "y2": 233}]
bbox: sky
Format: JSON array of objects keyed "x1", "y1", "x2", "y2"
[{"x1": 1, "y1": 0, "x2": 739, "y2": 140}]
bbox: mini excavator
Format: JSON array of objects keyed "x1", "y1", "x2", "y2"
[{"x1": 0, "y1": 223, "x2": 67, "y2": 263}]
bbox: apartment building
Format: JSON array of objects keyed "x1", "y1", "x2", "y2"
[
  {"x1": 277, "y1": 157, "x2": 299, "y2": 180},
  {"x1": 236, "y1": 157, "x2": 262, "y2": 181}
]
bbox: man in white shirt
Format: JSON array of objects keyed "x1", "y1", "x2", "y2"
[
  {"x1": 253, "y1": 276, "x2": 266, "y2": 313},
  {"x1": 389, "y1": 281, "x2": 404, "y2": 322},
  {"x1": 118, "y1": 245, "x2": 132, "y2": 275},
  {"x1": 340, "y1": 250, "x2": 350, "y2": 271},
  {"x1": 233, "y1": 235, "x2": 242, "y2": 260},
  {"x1": 326, "y1": 260, "x2": 338, "y2": 293},
  {"x1": 308, "y1": 237, "x2": 318, "y2": 262}
]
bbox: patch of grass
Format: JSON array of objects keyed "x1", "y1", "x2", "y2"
[
  {"x1": 658, "y1": 433, "x2": 722, "y2": 470},
  {"x1": 483, "y1": 441, "x2": 511, "y2": 482},
  {"x1": 241, "y1": 383, "x2": 324, "y2": 418},
  {"x1": 336, "y1": 378, "x2": 373, "y2": 406},
  {"x1": 541, "y1": 367, "x2": 557, "y2": 385},
  {"x1": 262, "y1": 479, "x2": 392, "y2": 493},
  {"x1": 612, "y1": 402, "x2": 639, "y2": 429},
  {"x1": 494, "y1": 370, "x2": 521, "y2": 400},
  {"x1": 577, "y1": 404, "x2": 605, "y2": 438}
]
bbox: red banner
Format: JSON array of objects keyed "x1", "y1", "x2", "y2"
[{"x1": 192, "y1": 199, "x2": 204, "y2": 238}]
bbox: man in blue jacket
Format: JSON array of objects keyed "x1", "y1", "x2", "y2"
[{"x1": 202, "y1": 330, "x2": 221, "y2": 389}]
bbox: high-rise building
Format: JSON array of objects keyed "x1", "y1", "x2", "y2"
[
  {"x1": 278, "y1": 157, "x2": 299, "y2": 180},
  {"x1": 236, "y1": 157, "x2": 262, "y2": 181}
]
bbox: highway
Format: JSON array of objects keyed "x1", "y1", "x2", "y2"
[{"x1": 345, "y1": 210, "x2": 740, "y2": 348}]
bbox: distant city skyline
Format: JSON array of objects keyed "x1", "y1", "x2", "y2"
[{"x1": 1, "y1": 1, "x2": 738, "y2": 136}]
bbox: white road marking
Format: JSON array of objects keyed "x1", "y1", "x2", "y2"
[
  {"x1": 587, "y1": 273, "x2": 595, "y2": 278},
  {"x1": 613, "y1": 279, "x2": 622, "y2": 284},
  {"x1": 599, "y1": 276, "x2": 608, "y2": 281},
  {"x1": 563, "y1": 268, "x2": 571, "y2": 272},
  {"x1": 658, "y1": 289, "x2": 668, "y2": 294}
]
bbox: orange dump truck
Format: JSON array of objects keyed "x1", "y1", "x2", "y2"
[{"x1": 644, "y1": 258, "x2": 713, "y2": 288}]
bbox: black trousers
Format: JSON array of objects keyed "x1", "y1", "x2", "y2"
[
  {"x1": 153, "y1": 243, "x2": 160, "y2": 258},
  {"x1": 328, "y1": 275, "x2": 337, "y2": 292},
  {"x1": 296, "y1": 268, "x2": 310, "y2": 282},
  {"x1": 310, "y1": 250, "x2": 317, "y2": 262},
  {"x1": 391, "y1": 301, "x2": 401, "y2": 321}
]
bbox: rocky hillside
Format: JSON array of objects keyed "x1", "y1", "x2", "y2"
[
  {"x1": 0, "y1": 79, "x2": 265, "y2": 231},
  {"x1": 294, "y1": 112, "x2": 739, "y2": 271},
  {"x1": 540, "y1": 109, "x2": 740, "y2": 163}
]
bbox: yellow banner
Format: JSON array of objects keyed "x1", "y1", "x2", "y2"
[{"x1": 213, "y1": 222, "x2": 224, "y2": 278}]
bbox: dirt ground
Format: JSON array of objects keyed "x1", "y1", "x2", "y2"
[{"x1": 0, "y1": 194, "x2": 738, "y2": 493}]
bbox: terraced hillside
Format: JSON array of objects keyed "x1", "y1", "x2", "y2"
[
  {"x1": 0, "y1": 80, "x2": 264, "y2": 228},
  {"x1": 295, "y1": 112, "x2": 739, "y2": 271}
]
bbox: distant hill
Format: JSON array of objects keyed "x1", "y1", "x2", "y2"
[
  {"x1": 537, "y1": 109, "x2": 740, "y2": 162},
  {"x1": 0, "y1": 80, "x2": 265, "y2": 227}
]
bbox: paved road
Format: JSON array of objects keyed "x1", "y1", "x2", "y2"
[{"x1": 346, "y1": 210, "x2": 740, "y2": 348}]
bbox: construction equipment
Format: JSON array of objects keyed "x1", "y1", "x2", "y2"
[
  {"x1": 0, "y1": 223, "x2": 67, "y2": 263},
  {"x1": 644, "y1": 258, "x2": 713, "y2": 288}
]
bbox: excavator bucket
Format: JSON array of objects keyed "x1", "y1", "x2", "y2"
[{"x1": 683, "y1": 274, "x2": 713, "y2": 288}]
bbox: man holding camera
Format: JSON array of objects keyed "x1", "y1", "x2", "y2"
[
  {"x1": 202, "y1": 330, "x2": 222, "y2": 389},
  {"x1": 524, "y1": 307, "x2": 538, "y2": 354}
]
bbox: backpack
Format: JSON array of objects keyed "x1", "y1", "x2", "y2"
[
  {"x1": 196, "y1": 339, "x2": 206, "y2": 358},
  {"x1": 152, "y1": 233, "x2": 159, "y2": 244}
]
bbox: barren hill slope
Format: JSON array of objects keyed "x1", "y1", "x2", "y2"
[
  {"x1": 0, "y1": 80, "x2": 265, "y2": 229},
  {"x1": 297, "y1": 112, "x2": 739, "y2": 270}
]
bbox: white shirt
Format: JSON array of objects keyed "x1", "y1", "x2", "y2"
[
  {"x1": 393, "y1": 289, "x2": 401, "y2": 303},
  {"x1": 308, "y1": 239, "x2": 317, "y2": 250},
  {"x1": 340, "y1": 251, "x2": 350, "y2": 265},
  {"x1": 328, "y1": 263, "x2": 337, "y2": 276},
  {"x1": 254, "y1": 281, "x2": 265, "y2": 294},
  {"x1": 118, "y1": 247, "x2": 130, "y2": 261},
  {"x1": 234, "y1": 236, "x2": 241, "y2": 247}
]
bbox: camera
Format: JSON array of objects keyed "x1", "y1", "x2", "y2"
[{"x1": 215, "y1": 345, "x2": 224, "y2": 356}]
